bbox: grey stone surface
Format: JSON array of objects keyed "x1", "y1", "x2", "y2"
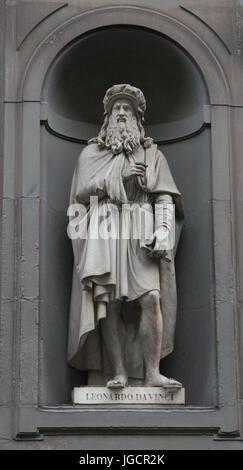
[
  {"x1": 239, "y1": 302, "x2": 243, "y2": 405},
  {"x1": 1, "y1": 198, "x2": 15, "y2": 299},
  {"x1": 0, "y1": 0, "x2": 242, "y2": 449},
  {"x1": 231, "y1": 108, "x2": 243, "y2": 301},
  {"x1": 0, "y1": 0, "x2": 4, "y2": 230},
  {"x1": 40, "y1": 132, "x2": 84, "y2": 405},
  {"x1": 19, "y1": 198, "x2": 40, "y2": 299},
  {"x1": 19, "y1": 299, "x2": 39, "y2": 405},
  {"x1": 0, "y1": 433, "x2": 243, "y2": 450},
  {"x1": 22, "y1": 102, "x2": 41, "y2": 197},
  {"x1": 3, "y1": 104, "x2": 18, "y2": 198},
  {"x1": 0, "y1": 300, "x2": 14, "y2": 406}
]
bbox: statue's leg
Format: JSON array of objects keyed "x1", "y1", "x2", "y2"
[
  {"x1": 101, "y1": 301, "x2": 128, "y2": 389},
  {"x1": 138, "y1": 290, "x2": 181, "y2": 390}
]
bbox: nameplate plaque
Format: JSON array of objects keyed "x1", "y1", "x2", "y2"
[{"x1": 72, "y1": 387, "x2": 185, "y2": 405}]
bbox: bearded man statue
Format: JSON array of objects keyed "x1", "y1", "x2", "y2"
[{"x1": 67, "y1": 84, "x2": 184, "y2": 390}]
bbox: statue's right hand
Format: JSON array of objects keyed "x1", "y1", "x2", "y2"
[{"x1": 122, "y1": 162, "x2": 147, "y2": 182}]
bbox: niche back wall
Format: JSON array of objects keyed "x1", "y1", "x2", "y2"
[{"x1": 41, "y1": 26, "x2": 214, "y2": 406}]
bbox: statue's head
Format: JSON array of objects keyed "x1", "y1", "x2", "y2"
[{"x1": 89, "y1": 84, "x2": 153, "y2": 155}]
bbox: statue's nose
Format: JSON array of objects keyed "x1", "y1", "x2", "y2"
[{"x1": 119, "y1": 107, "x2": 125, "y2": 115}]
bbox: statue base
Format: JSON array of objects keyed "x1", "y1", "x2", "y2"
[{"x1": 72, "y1": 386, "x2": 185, "y2": 405}]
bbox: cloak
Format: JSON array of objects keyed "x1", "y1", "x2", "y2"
[{"x1": 67, "y1": 143, "x2": 184, "y2": 379}]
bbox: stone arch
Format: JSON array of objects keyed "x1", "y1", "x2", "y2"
[
  {"x1": 19, "y1": 6, "x2": 230, "y2": 104},
  {"x1": 15, "y1": 6, "x2": 235, "y2": 411}
]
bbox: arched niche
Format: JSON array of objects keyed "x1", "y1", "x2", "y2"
[
  {"x1": 40, "y1": 25, "x2": 214, "y2": 406},
  {"x1": 45, "y1": 26, "x2": 208, "y2": 142}
]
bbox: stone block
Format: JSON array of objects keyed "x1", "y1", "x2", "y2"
[{"x1": 72, "y1": 387, "x2": 185, "y2": 405}]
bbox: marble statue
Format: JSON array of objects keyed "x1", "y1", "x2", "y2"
[{"x1": 67, "y1": 84, "x2": 184, "y2": 391}]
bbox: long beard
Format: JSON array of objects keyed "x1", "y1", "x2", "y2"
[{"x1": 105, "y1": 115, "x2": 141, "y2": 155}]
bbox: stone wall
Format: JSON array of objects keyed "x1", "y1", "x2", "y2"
[{"x1": 0, "y1": 0, "x2": 242, "y2": 449}]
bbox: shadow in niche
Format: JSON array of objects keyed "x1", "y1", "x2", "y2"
[{"x1": 41, "y1": 25, "x2": 215, "y2": 406}]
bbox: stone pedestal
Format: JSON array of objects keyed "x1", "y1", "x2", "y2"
[{"x1": 72, "y1": 387, "x2": 185, "y2": 405}]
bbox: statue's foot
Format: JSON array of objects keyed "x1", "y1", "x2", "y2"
[
  {"x1": 145, "y1": 374, "x2": 182, "y2": 391},
  {"x1": 107, "y1": 375, "x2": 128, "y2": 389}
]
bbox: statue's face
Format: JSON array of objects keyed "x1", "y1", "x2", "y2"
[
  {"x1": 111, "y1": 99, "x2": 135, "y2": 126},
  {"x1": 105, "y1": 98, "x2": 140, "y2": 154}
]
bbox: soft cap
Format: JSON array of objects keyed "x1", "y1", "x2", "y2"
[{"x1": 103, "y1": 84, "x2": 146, "y2": 119}]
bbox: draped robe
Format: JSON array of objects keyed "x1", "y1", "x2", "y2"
[{"x1": 67, "y1": 142, "x2": 184, "y2": 379}]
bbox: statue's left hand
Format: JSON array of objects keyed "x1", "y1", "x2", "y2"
[{"x1": 147, "y1": 228, "x2": 170, "y2": 259}]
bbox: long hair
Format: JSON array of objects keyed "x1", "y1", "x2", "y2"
[{"x1": 88, "y1": 112, "x2": 153, "y2": 149}]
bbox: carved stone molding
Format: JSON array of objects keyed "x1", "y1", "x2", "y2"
[
  {"x1": 17, "y1": 1, "x2": 68, "y2": 49},
  {"x1": 180, "y1": 3, "x2": 234, "y2": 54}
]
